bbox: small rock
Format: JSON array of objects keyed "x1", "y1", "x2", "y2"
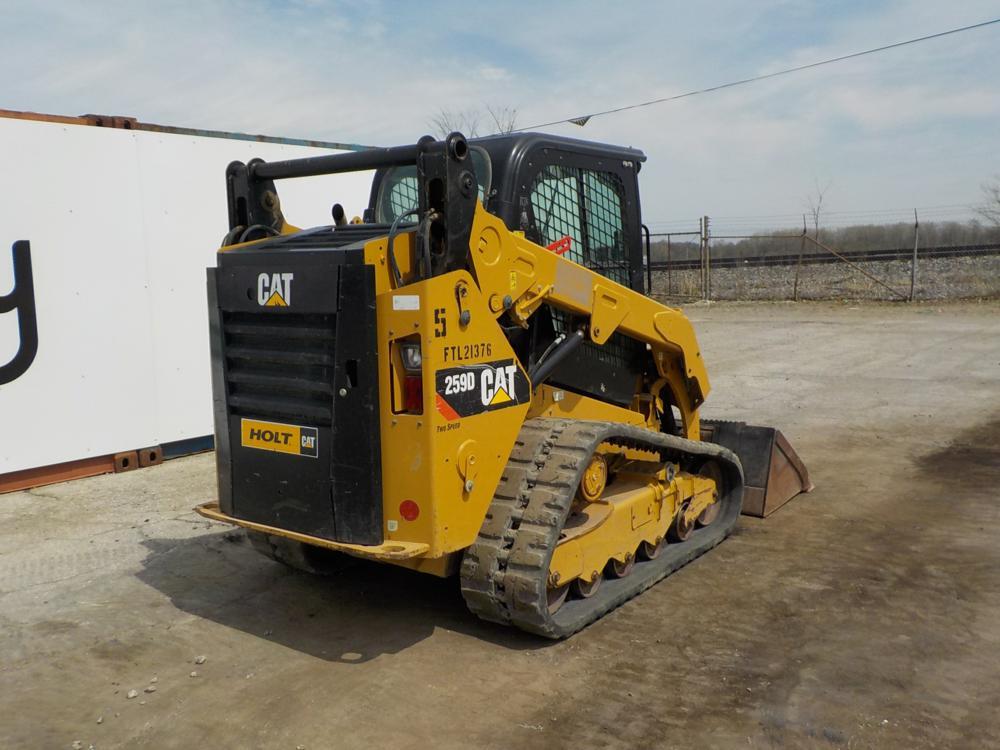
[
  {"x1": 296, "y1": 746, "x2": 306, "y2": 750},
  {"x1": 72, "y1": 741, "x2": 83, "y2": 750},
  {"x1": 96, "y1": 716, "x2": 103, "y2": 724},
  {"x1": 144, "y1": 686, "x2": 156, "y2": 693},
  {"x1": 881, "y1": 719, "x2": 889, "y2": 726},
  {"x1": 139, "y1": 700, "x2": 146, "y2": 705},
  {"x1": 190, "y1": 671, "x2": 199, "y2": 678},
  {"x1": 194, "y1": 655, "x2": 207, "y2": 665},
  {"x1": 150, "y1": 676, "x2": 158, "y2": 684},
  {"x1": 126, "y1": 689, "x2": 138, "y2": 699}
]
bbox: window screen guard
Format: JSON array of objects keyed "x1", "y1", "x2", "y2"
[{"x1": 529, "y1": 165, "x2": 629, "y2": 286}]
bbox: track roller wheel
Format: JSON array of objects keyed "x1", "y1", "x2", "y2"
[
  {"x1": 547, "y1": 584, "x2": 570, "y2": 613},
  {"x1": 669, "y1": 502, "x2": 695, "y2": 542},
  {"x1": 640, "y1": 536, "x2": 665, "y2": 560},
  {"x1": 572, "y1": 573, "x2": 603, "y2": 598},
  {"x1": 607, "y1": 551, "x2": 636, "y2": 578},
  {"x1": 697, "y1": 460, "x2": 723, "y2": 527}
]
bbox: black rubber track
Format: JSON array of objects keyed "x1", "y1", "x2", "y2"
[{"x1": 459, "y1": 418, "x2": 745, "y2": 638}]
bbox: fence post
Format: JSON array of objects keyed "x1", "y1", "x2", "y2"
[
  {"x1": 699, "y1": 215, "x2": 711, "y2": 301},
  {"x1": 910, "y1": 209, "x2": 920, "y2": 302},
  {"x1": 793, "y1": 214, "x2": 806, "y2": 301},
  {"x1": 698, "y1": 218, "x2": 704, "y2": 299},
  {"x1": 705, "y1": 215, "x2": 711, "y2": 301}
]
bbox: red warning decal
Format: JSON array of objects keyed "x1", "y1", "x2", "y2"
[{"x1": 546, "y1": 236, "x2": 572, "y2": 256}]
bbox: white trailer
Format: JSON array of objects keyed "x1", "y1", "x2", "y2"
[{"x1": 0, "y1": 110, "x2": 373, "y2": 486}]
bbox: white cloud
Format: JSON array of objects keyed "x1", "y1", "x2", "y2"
[
  {"x1": 0, "y1": 0, "x2": 997, "y2": 228},
  {"x1": 477, "y1": 65, "x2": 511, "y2": 82},
  {"x1": 825, "y1": 83, "x2": 1000, "y2": 130}
]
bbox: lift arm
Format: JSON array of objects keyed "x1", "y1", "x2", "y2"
[{"x1": 465, "y1": 205, "x2": 710, "y2": 438}]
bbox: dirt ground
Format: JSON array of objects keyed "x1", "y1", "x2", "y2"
[{"x1": 2, "y1": 300, "x2": 998, "y2": 750}]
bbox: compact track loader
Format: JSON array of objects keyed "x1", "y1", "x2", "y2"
[{"x1": 197, "y1": 132, "x2": 811, "y2": 637}]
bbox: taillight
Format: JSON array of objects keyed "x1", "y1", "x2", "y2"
[
  {"x1": 394, "y1": 338, "x2": 423, "y2": 414},
  {"x1": 403, "y1": 375, "x2": 423, "y2": 413}
]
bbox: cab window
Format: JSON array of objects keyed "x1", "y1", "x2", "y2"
[
  {"x1": 375, "y1": 148, "x2": 492, "y2": 224},
  {"x1": 528, "y1": 164, "x2": 628, "y2": 285}
]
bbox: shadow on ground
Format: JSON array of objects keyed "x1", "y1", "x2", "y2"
[
  {"x1": 916, "y1": 415, "x2": 1000, "y2": 486},
  {"x1": 135, "y1": 530, "x2": 549, "y2": 662}
]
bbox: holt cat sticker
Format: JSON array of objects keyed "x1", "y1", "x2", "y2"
[{"x1": 241, "y1": 418, "x2": 318, "y2": 458}]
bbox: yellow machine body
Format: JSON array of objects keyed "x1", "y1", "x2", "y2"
[
  {"x1": 201, "y1": 204, "x2": 711, "y2": 577},
  {"x1": 197, "y1": 131, "x2": 811, "y2": 636}
]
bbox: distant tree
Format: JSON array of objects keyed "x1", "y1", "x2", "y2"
[
  {"x1": 976, "y1": 177, "x2": 1000, "y2": 227},
  {"x1": 430, "y1": 105, "x2": 518, "y2": 138},
  {"x1": 485, "y1": 104, "x2": 518, "y2": 135},
  {"x1": 804, "y1": 179, "x2": 832, "y2": 241},
  {"x1": 430, "y1": 109, "x2": 482, "y2": 138}
]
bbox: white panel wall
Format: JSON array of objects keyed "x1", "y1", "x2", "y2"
[{"x1": 0, "y1": 117, "x2": 373, "y2": 473}]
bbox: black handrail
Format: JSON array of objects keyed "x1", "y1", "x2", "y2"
[
  {"x1": 641, "y1": 223, "x2": 652, "y2": 294},
  {"x1": 252, "y1": 141, "x2": 428, "y2": 181}
]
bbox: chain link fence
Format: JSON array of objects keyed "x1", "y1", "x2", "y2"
[{"x1": 646, "y1": 215, "x2": 1000, "y2": 302}]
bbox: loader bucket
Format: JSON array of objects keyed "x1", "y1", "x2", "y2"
[{"x1": 701, "y1": 420, "x2": 813, "y2": 517}]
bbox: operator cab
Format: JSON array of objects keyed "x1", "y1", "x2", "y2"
[{"x1": 368, "y1": 133, "x2": 648, "y2": 294}]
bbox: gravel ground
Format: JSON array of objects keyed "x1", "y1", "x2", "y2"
[{"x1": 1, "y1": 300, "x2": 998, "y2": 749}]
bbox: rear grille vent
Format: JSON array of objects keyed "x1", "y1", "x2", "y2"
[{"x1": 223, "y1": 311, "x2": 336, "y2": 426}]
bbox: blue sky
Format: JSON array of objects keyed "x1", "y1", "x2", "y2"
[{"x1": 1, "y1": 1, "x2": 998, "y2": 232}]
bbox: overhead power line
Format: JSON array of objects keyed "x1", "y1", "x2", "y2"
[{"x1": 517, "y1": 18, "x2": 1000, "y2": 131}]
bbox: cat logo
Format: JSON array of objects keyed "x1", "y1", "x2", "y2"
[
  {"x1": 434, "y1": 359, "x2": 529, "y2": 420},
  {"x1": 481, "y1": 363, "x2": 518, "y2": 406},
  {"x1": 257, "y1": 272, "x2": 294, "y2": 307}
]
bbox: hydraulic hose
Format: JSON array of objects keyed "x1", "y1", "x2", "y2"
[
  {"x1": 528, "y1": 329, "x2": 586, "y2": 387},
  {"x1": 386, "y1": 208, "x2": 419, "y2": 288}
]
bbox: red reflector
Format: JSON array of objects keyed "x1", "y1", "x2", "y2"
[
  {"x1": 403, "y1": 375, "x2": 423, "y2": 413},
  {"x1": 546, "y1": 235, "x2": 572, "y2": 255},
  {"x1": 399, "y1": 500, "x2": 420, "y2": 521}
]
